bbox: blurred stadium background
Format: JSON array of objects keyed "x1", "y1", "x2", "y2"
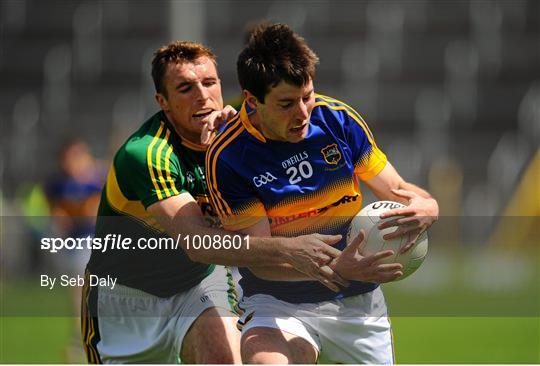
[{"x1": 0, "y1": 0, "x2": 538, "y2": 363}]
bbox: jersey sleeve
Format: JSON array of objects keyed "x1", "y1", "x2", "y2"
[
  {"x1": 341, "y1": 105, "x2": 387, "y2": 181},
  {"x1": 206, "y1": 156, "x2": 266, "y2": 231},
  {"x1": 117, "y1": 142, "x2": 187, "y2": 209}
]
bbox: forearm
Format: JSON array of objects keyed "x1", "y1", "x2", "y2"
[
  {"x1": 366, "y1": 163, "x2": 435, "y2": 204},
  {"x1": 395, "y1": 181, "x2": 433, "y2": 200},
  {"x1": 171, "y1": 216, "x2": 289, "y2": 266}
]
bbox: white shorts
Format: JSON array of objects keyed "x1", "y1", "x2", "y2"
[
  {"x1": 84, "y1": 266, "x2": 238, "y2": 364},
  {"x1": 238, "y1": 287, "x2": 394, "y2": 364}
]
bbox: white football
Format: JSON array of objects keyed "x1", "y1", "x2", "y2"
[{"x1": 347, "y1": 200, "x2": 428, "y2": 281}]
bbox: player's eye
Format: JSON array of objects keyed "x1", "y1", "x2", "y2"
[
  {"x1": 203, "y1": 80, "x2": 217, "y2": 87},
  {"x1": 279, "y1": 102, "x2": 292, "y2": 109},
  {"x1": 179, "y1": 85, "x2": 192, "y2": 93}
]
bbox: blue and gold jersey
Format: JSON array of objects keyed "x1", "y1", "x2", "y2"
[{"x1": 207, "y1": 95, "x2": 388, "y2": 303}]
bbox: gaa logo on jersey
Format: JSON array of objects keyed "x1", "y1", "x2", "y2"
[
  {"x1": 253, "y1": 172, "x2": 277, "y2": 187},
  {"x1": 321, "y1": 143, "x2": 342, "y2": 165}
]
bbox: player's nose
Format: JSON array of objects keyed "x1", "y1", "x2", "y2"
[
  {"x1": 296, "y1": 100, "x2": 310, "y2": 120},
  {"x1": 193, "y1": 83, "x2": 210, "y2": 102}
]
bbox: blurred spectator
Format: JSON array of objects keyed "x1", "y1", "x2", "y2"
[
  {"x1": 44, "y1": 139, "x2": 105, "y2": 362},
  {"x1": 46, "y1": 139, "x2": 103, "y2": 230}
]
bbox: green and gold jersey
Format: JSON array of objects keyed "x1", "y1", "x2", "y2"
[{"x1": 88, "y1": 111, "x2": 216, "y2": 297}]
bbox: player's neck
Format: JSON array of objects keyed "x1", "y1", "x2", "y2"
[
  {"x1": 248, "y1": 111, "x2": 263, "y2": 131},
  {"x1": 248, "y1": 112, "x2": 275, "y2": 141},
  {"x1": 163, "y1": 111, "x2": 203, "y2": 146}
]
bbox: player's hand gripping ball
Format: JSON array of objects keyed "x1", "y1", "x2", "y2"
[{"x1": 347, "y1": 201, "x2": 428, "y2": 280}]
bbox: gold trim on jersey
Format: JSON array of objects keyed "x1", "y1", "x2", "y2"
[
  {"x1": 239, "y1": 102, "x2": 266, "y2": 142},
  {"x1": 206, "y1": 116, "x2": 243, "y2": 217},
  {"x1": 164, "y1": 144, "x2": 180, "y2": 195},
  {"x1": 180, "y1": 137, "x2": 208, "y2": 151},
  {"x1": 105, "y1": 164, "x2": 164, "y2": 232},
  {"x1": 155, "y1": 128, "x2": 172, "y2": 197},
  {"x1": 314, "y1": 94, "x2": 378, "y2": 147},
  {"x1": 146, "y1": 121, "x2": 182, "y2": 201},
  {"x1": 147, "y1": 122, "x2": 166, "y2": 200},
  {"x1": 82, "y1": 270, "x2": 102, "y2": 364}
]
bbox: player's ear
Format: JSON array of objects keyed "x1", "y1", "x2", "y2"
[
  {"x1": 155, "y1": 92, "x2": 169, "y2": 112},
  {"x1": 243, "y1": 90, "x2": 259, "y2": 109}
]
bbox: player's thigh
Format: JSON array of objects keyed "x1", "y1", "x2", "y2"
[
  {"x1": 242, "y1": 326, "x2": 317, "y2": 364},
  {"x1": 319, "y1": 315, "x2": 393, "y2": 364},
  {"x1": 318, "y1": 288, "x2": 394, "y2": 364},
  {"x1": 95, "y1": 284, "x2": 179, "y2": 363},
  {"x1": 181, "y1": 306, "x2": 241, "y2": 364}
]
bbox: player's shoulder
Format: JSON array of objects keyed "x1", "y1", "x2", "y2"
[
  {"x1": 313, "y1": 94, "x2": 370, "y2": 130},
  {"x1": 314, "y1": 94, "x2": 352, "y2": 107},
  {"x1": 207, "y1": 113, "x2": 246, "y2": 161},
  {"x1": 115, "y1": 111, "x2": 173, "y2": 171},
  {"x1": 313, "y1": 94, "x2": 363, "y2": 120}
]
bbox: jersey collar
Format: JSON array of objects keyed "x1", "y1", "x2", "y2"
[{"x1": 240, "y1": 102, "x2": 267, "y2": 143}]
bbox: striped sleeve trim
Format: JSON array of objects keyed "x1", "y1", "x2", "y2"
[
  {"x1": 146, "y1": 122, "x2": 180, "y2": 201},
  {"x1": 314, "y1": 94, "x2": 377, "y2": 146}
]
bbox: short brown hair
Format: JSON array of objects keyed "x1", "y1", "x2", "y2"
[
  {"x1": 151, "y1": 41, "x2": 217, "y2": 96},
  {"x1": 236, "y1": 23, "x2": 319, "y2": 102}
]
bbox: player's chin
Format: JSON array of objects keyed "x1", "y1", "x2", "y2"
[{"x1": 286, "y1": 129, "x2": 308, "y2": 143}]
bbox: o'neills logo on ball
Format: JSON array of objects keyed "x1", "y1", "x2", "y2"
[
  {"x1": 321, "y1": 144, "x2": 342, "y2": 165},
  {"x1": 371, "y1": 201, "x2": 404, "y2": 210}
]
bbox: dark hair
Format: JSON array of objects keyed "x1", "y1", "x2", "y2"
[
  {"x1": 236, "y1": 23, "x2": 319, "y2": 103},
  {"x1": 151, "y1": 41, "x2": 217, "y2": 97}
]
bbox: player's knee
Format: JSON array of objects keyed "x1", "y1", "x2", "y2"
[
  {"x1": 241, "y1": 330, "x2": 291, "y2": 364},
  {"x1": 182, "y1": 308, "x2": 241, "y2": 364},
  {"x1": 243, "y1": 350, "x2": 290, "y2": 364}
]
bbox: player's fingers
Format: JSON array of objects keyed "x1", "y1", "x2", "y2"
[
  {"x1": 221, "y1": 105, "x2": 237, "y2": 119},
  {"x1": 214, "y1": 105, "x2": 237, "y2": 130},
  {"x1": 318, "y1": 265, "x2": 350, "y2": 288},
  {"x1": 376, "y1": 270, "x2": 403, "y2": 283},
  {"x1": 396, "y1": 216, "x2": 420, "y2": 226},
  {"x1": 317, "y1": 234, "x2": 343, "y2": 246},
  {"x1": 389, "y1": 270, "x2": 404, "y2": 281},
  {"x1": 365, "y1": 249, "x2": 394, "y2": 265},
  {"x1": 380, "y1": 208, "x2": 415, "y2": 219},
  {"x1": 376, "y1": 263, "x2": 403, "y2": 272},
  {"x1": 319, "y1": 245, "x2": 342, "y2": 260},
  {"x1": 351, "y1": 229, "x2": 366, "y2": 252},
  {"x1": 313, "y1": 253, "x2": 332, "y2": 266},
  {"x1": 380, "y1": 216, "x2": 418, "y2": 231},
  {"x1": 200, "y1": 112, "x2": 220, "y2": 145},
  {"x1": 342, "y1": 230, "x2": 364, "y2": 257},
  {"x1": 382, "y1": 225, "x2": 417, "y2": 240},
  {"x1": 377, "y1": 217, "x2": 402, "y2": 229},
  {"x1": 399, "y1": 230, "x2": 421, "y2": 254}
]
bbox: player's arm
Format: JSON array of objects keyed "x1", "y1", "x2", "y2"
[
  {"x1": 241, "y1": 217, "x2": 403, "y2": 285},
  {"x1": 232, "y1": 217, "x2": 347, "y2": 292},
  {"x1": 363, "y1": 162, "x2": 439, "y2": 252},
  {"x1": 147, "y1": 193, "x2": 347, "y2": 289}
]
